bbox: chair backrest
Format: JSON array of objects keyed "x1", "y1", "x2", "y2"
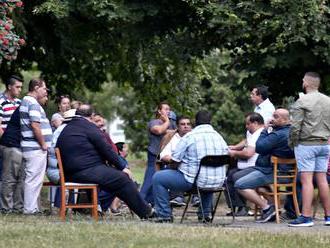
[
  {"x1": 55, "y1": 148, "x2": 66, "y2": 187},
  {"x1": 271, "y1": 156, "x2": 297, "y2": 185},
  {"x1": 193, "y1": 155, "x2": 230, "y2": 188}
]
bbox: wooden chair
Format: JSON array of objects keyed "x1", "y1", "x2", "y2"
[
  {"x1": 180, "y1": 155, "x2": 234, "y2": 224},
  {"x1": 55, "y1": 148, "x2": 99, "y2": 221},
  {"x1": 255, "y1": 156, "x2": 300, "y2": 223}
]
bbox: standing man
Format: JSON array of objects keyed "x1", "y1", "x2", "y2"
[
  {"x1": 152, "y1": 110, "x2": 228, "y2": 222},
  {"x1": 0, "y1": 75, "x2": 23, "y2": 208},
  {"x1": 250, "y1": 85, "x2": 275, "y2": 124},
  {"x1": 20, "y1": 79, "x2": 52, "y2": 214},
  {"x1": 289, "y1": 72, "x2": 330, "y2": 227}
]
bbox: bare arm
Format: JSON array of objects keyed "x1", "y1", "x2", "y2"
[
  {"x1": 150, "y1": 115, "x2": 170, "y2": 135},
  {"x1": 228, "y1": 139, "x2": 246, "y2": 151},
  {"x1": 228, "y1": 146, "x2": 255, "y2": 159},
  {"x1": 31, "y1": 122, "x2": 48, "y2": 151}
]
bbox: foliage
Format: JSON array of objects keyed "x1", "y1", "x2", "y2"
[{"x1": 0, "y1": 0, "x2": 25, "y2": 63}]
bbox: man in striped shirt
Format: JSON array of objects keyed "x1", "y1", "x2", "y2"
[
  {"x1": 20, "y1": 79, "x2": 52, "y2": 214},
  {"x1": 0, "y1": 75, "x2": 23, "y2": 208}
]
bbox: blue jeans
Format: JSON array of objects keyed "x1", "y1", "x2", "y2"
[
  {"x1": 234, "y1": 167, "x2": 274, "y2": 189},
  {"x1": 140, "y1": 151, "x2": 157, "y2": 205},
  {"x1": 152, "y1": 169, "x2": 213, "y2": 218}
]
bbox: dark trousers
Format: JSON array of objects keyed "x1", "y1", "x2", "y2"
[
  {"x1": 69, "y1": 164, "x2": 150, "y2": 219},
  {"x1": 140, "y1": 151, "x2": 157, "y2": 205},
  {"x1": 225, "y1": 167, "x2": 253, "y2": 208}
]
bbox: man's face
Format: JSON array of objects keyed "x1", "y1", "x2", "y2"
[
  {"x1": 250, "y1": 88, "x2": 263, "y2": 105},
  {"x1": 120, "y1": 144, "x2": 129, "y2": 158},
  {"x1": 39, "y1": 95, "x2": 48, "y2": 106},
  {"x1": 158, "y1": 104, "x2": 171, "y2": 117},
  {"x1": 269, "y1": 111, "x2": 283, "y2": 127},
  {"x1": 8, "y1": 80, "x2": 23, "y2": 98},
  {"x1": 177, "y1": 118, "x2": 192, "y2": 136},
  {"x1": 36, "y1": 81, "x2": 48, "y2": 103},
  {"x1": 302, "y1": 75, "x2": 310, "y2": 93}
]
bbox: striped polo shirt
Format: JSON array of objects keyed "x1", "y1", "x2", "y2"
[
  {"x1": 0, "y1": 92, "x2": 21, "y2": 131},
  {"x1": 20, "y1": 95, "x2": 52, "y2": 152}
]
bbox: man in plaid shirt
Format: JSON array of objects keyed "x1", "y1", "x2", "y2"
[{"x1": 152, "y1": 110, "x2": 228, "y2": 222}]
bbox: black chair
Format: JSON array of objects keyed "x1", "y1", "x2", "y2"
[{"x1": 180, "y1": 155, "x2": 235, "y2": 224}]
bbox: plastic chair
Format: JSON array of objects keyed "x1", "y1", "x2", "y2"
[
  {"x1": 55, "y1": 148, "x2": 99, "y2": 221},
  {"x1": 180, "y1": 155, "x2": 234, "y2": 224},
  {"x1": 255, "y1": 156, "x2": 300, "y2": 223}
]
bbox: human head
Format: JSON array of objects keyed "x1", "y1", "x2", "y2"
[
  {"x1": 92, "y1": 113, "x2": 105, "y2": 130},
  {"x1": 115, "y1": 142, "x2": 128, "y2": 158},
  {"x1": 155, "y1": 101, "x2": 171, "y2": 119},
  {"x1": 5, "y1": 75, "x2": 23, "y2": 98},
  {"x1": 28, "y1": 79, "x2": 48, "y2": 103},
  {"x1": 71, "y1": 100, "x2": 82, "y2": 109},
  {"x1": 176, "y1": 116, "x2": 192, "y2": 136},
  {"x1": 195, "y1": 110, "x2": 211, "y2": 126},
  {"x1": 302, "y1": 72, "x2": 320, "y2": 93},
  {"x1": 250, "y1": 85, "x2": 269, "y2": 105},
  {"x1": 76, "y1": 104, "x2": 95, "y2": 121},
  {"x1": 269, "y1": 108, "x2": 290, "y2": 127},
  {"x1": 57, "y1": 95, "x2": 71, "y2": 114},
  {"x1": 245, "y1": 112, "x2": 264, "y2": 133},
  {"x1": 51, "y1": 113, "x2": 64, "y2": 128}
]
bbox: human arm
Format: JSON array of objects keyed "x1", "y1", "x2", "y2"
[
  {"x1": 150, "y1": 115, "x2": 170, "y2": 135},
  {"x1": 288, "y1": 100, "x2": 304, "y2": 148},
  {"x1": 255, "y1": 128, "x2": 279, "y2": 155},
  {"x1": 228, "y1": 139, "x2": 246, "y2": 150},
  {"x1": 31, "y1": 122, "x2": 48, "y2": 151},
  {"x1": 228, "y1": 146, "x2": 255, "y2": 159}
]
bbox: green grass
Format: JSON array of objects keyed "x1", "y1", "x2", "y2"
[{"x1": 0, "y1": 215, "x2": 330, "y2": 248}]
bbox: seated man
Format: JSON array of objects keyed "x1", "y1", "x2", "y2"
[
  {"x1": 159, "y1": 116, "x2": 192, "y2": 207},
  {"x1": 152, "y1": 110, "x2": 228, "y2": 222},
  {"x1": 226, "y1": 112, "x2": 264, "y2": 216},
  {"x1": 56, "y1": 104, "x2": 153, "y2": 219},
  {"x1": 234, "y1": 108, "x2": 295, "y2": 223}
]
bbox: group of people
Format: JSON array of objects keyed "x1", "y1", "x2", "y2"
[{"x1": 0, "y1": 71, "x2": 329, "y2": 227}]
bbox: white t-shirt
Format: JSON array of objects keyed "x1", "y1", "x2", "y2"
[
  {"x1": 237, "y1": 127, "x2": 263, "y2": 169},
  {"x1": 159, "y1": 133, "x2": 181, "y2": 160},
  {"x1": 254, "y1": 98, "x2": 275, "y2": 124}
]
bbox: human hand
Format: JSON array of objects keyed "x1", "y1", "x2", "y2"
[
  {"x1": 160, "y1": 114, "x2": 169, "y2": 123},
  {"x1": 41, "y1": 144, "x2": 48, "y2": 151},
  {"x1": 122, "y1": 168, "x2": 133, "y2": 180}
]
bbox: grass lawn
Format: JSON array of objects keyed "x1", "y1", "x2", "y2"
[{"x1": 1, "y1": 215, "x2": 330, "y2": 248}]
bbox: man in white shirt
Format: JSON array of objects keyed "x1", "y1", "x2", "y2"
[
  {"x1": 159, "y1": 116, "x2": 192, "y2": 206},
  {"x1": 226, "y1": 112, "x2": 264, "y2": 216},
  {"x1": 250, "y1": 85, "x2": 275, "y2": 124}
]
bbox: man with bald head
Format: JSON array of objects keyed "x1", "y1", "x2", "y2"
[
  {"x1": 288, "y1": 72, "x2": 330, "y2": 227},
  {"x1": 234, "y1": 108, "x2": 294, "y2": 223}
]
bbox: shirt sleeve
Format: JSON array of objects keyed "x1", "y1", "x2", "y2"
[
  {"x1": 288, "y1": 100, "x2": 304, "y2": 148},
  {"x1": 255, "y1": 129, "x2": 279, "y2": 155},
  {"x1": 159, "y1": 139, "x2": 173, "y2": 160},
  {"x1": 171, "y1": 135, "x2": 189, "y2": 162},
  {"x1": 28, "y1": 103, "x2": 41, "y2": 123}
]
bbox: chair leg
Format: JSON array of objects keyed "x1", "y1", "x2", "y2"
[
  {"x1": 211, "y1": 191, "x2": 222, "y2": 223},
  {"x1": 197, "y1": 189, "x2": 207, "y2": 222},
  {"x1": 180, "y1": 194, "x2": 192, "y2": 223},
  {"x1": 92, "y1": 188, "x2": 98, "y2": 221},
  {"x1": 274, "y1": 192, "x2": 280, "y2": 224},
  {"x1": 60, "y1": 188, "x2": 66, "y2": 221}
]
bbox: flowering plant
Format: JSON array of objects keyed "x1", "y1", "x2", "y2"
[{"x1": 0, "y1": 0, "x2": 24, "y2": 63}]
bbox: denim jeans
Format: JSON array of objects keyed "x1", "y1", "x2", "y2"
[
  {"x1": 234, "y1": 167, "x2": 273, "y2": 189},
  {"x1": 140, "y1": 151, "x2": 157, "y2": 205},
  {"x1": 152, "y1": 169, "x2": 213, "y2": 218}
]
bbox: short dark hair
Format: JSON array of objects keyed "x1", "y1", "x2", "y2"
[
  {"x1": 55, "y1": 94, "x2": 70, "y2": 105},
  {"x1": 28, "y1": 78, "x2": 45, "y2": 92},
  {"x1": 246, "y1": 112, "x2": 264, "y2": 125},
  {"x1": 115, "y1": 142, "x2": 125, "y2": 153},
  {"x1": 176, "y1": 116, "x2": 190, "y2": 125},
  {"x1": 76, "y1": 104, "x2": 94, "y2": 117},
  {"x1": 6, "y1": 75, "x2": 23, "y2": 90},
  {"x1": 195, "y1": 110, "x2": 211, "y2": 126},
  {"x1": 254, "y1": 85, "x2": 269, "y2": 100}
]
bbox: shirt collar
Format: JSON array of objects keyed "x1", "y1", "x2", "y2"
[{"x1": 257, "y1": 98, "x2": 271, "y2": 108}]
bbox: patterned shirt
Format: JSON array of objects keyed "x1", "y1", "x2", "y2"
[
  {"x1": 20, "y1": 95, "x2": 52, "y2": 152},
  {"x1": 172, "y1": 124, "x2": 228, "y2": 188},
  {"x1": 0, "y1": 92, "x2": 21, "y2": 131}
]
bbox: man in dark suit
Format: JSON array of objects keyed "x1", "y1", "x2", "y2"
[{"x1": 56, "y1": 104, "x2": 152, "y2": 219}]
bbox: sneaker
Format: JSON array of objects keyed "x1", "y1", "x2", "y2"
[
  {"x1": 235, "y1": 207, "x2": 249, "y2": 217},
  {"x1": 325, "y1": 216, "x2": 330, "y2": 226},
  {"x1": 170, "y1": 197, "x2": 186, "y2": 207},
  {"x1": 110, "y1": 208, "x2": 122, "y2": 216},
  {"x1": 256, "y1": 205, "x2": 276, "y2": 223},
  {"x1": 153, "y1": 216, "x2": 173, "y2": 223},
  {"x1": 191, "y1": 196, "x2": 200, "y2": 207},
  {"x1": 288, "y1": 215, "x2": 314, "y2": 227},
  {"x1": 198, "y1": 216, "x2": 212, "y2": 223}
]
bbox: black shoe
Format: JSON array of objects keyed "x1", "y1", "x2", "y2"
[
  {"x1": 153, "y1": 216, "x2": 173, "y2": 223},
  {"x1": 256, "y1": 205, "x2": 276, "y2": 223},
  {"x1": 110, "y1": 208, "x2": 122, "y2": 216},
  {"x1": 235, "y1": 207, "x2": 249, "y2": 217},
  {"x1": 198, "y1": 216, "x2": 212, "y2": 223}
]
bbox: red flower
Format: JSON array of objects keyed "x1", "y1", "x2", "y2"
[
  {"x1": 18, "y1": 38, "x2": 25, "y2": 45},
  {"x1": 4, "y1": 24, "x2": 11, "y2": 30},
  {"x1": 3, "y1": 39, "x2": 9, "y2": 45}
]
